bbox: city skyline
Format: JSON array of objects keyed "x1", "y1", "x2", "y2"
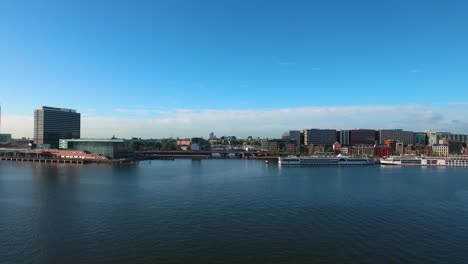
[
  {"x1": 1, "y1": 0, "x2": 468, "y2": 137},
  {"x1": 1, "y1": 104, "x2": 468, "y2": 139}
]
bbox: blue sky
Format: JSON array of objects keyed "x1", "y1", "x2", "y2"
[{"x1": 1, "y1": 0, "x2": 468, "y2": 138}]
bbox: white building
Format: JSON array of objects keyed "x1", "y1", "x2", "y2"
[{"x1": 432, "y1": 144, "x2": 449, "y2": 156}]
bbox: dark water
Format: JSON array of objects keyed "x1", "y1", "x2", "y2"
[{"x1": 1, "y1": 160, "x2": 468, "y2": 264}]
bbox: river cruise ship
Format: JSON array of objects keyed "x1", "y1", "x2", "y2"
[
  {"x1": 380, "y1": 155, "x2": 468, "y2": 167},
  {"x1": 278, "y1": 155, "x2": 375, "y2": 166}
]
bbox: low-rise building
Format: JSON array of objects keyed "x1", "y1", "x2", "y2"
[
  {"x1": 350, "y1": 144, "x2": 375, "y2": 156},
  {"x1": 340, "y1": 147, "x2": 349, "y2": 155},
  {"x1": 396, "y1": 142, "x2": 404, "y2": 155},
  {"x1": 432, "y1": 144, "x2": 449, "y2": 156},
  {"x1": 333, "y1": 142, "x2": 342, "y2": 153},
  {"x1": 0, "y1": 133, "x2": 12, "y2": 143},
  {"x1": 42, "y1": 149, "x2": 108, "y2": 160},
  {"x1": 284, "y1": 143, "x2": 297, "y2": 154},
  {"x1": 375, "y1": 145, "x2": 391, "y2": 157},
  {"x1": 59, "y1": 138, "x2": 134, "y2": 159},
  {"x1": 267, "y1": 140, "x2": 279, "y2": 152},
  {"x1": 177, "y1": 140, "x2": 191, "y2": 147}
]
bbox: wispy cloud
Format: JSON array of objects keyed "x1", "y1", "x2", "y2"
[{"x1": 3, "y1": 104, "x2": 468, "y2": 139}]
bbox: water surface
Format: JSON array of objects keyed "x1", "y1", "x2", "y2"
[{"x1": 1, "y1": 160, "x2": 468, "y2": 263}]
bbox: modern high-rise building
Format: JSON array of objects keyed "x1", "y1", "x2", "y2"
[
  {"x1": 303, "y1": 129, "x2": 336, "y2": 146},
  {"x1": 338, "y1": 130, "x2": 350, "y2": 146},
  {"x1": 34, "y1": 106, "x2": 81, "y2": 148},
  {"x1": 289, "y1": 130, "x2": 301, "y2": 146},
  {"x1": 413, "y1": 132, "x2": 427, "y2": 145},
  {"x1": 349, "y1": 129, "x2": 376, "y2": 145},
  {"x1": 379, "y1": 129, "x2": 414, "y2": 145},
  {"x1": 427, "y1": 131, "x2": 468, "y2": 146}
]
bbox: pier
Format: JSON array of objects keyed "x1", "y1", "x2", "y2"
[{"x1": 0, "y1": 148, "x2": 136, "y2": 164}]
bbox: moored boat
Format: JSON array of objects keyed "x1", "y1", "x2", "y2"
[
  {"x1": 278, "y1": 155, "x2": 375, "y2": 166},
  {"x1": 379, "y1": 156, "x2": 422, "y2": 166},
  {"x1": 380, "y1": 155, "x2": 468, "y2": 167}
]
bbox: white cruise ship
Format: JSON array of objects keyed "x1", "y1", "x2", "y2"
[
  {"x1": 380, "y1": 155, "x2": 468, "y2": 167},
  {"x1": 278, "y1": 155, "x2": 375, "y2": 166},
  {"x1": 380, "y1": 156, "x2": 422, "y2": 166}
]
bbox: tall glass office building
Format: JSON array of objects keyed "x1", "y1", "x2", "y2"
[{"x1": 34, "y1": 106, "x2": 81, "y2": 148}]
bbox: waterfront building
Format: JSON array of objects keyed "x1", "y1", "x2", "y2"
[
  {"x1": 191, "y1": 143, "x2": 200, "y2": 151},
  {"x1": 349, "y1": 144, "x2": 375, "y2": 156},
  {"x1": 449, "y1": 133, "x2": 468, "y2": 143},
  {"x1": 177, "y1": 140, "x2": 191, "y2": 147},
  {"x1": 43, "y1": 149, "x2": 108, "y2": 160},
  {"x1": 0, "y1": 133, "x2": 12, "y2": 143},
  {"x1": 307, "y1": 144, "x2": 326, "y2": 154},
  {"x1": 59, "y1": 138, "x2": 133, "y2": 159},
  {"x1": 340, "y1": 147, "x2": 349, "y2": 155},
  {"x1": 375, "y1": 145, "x2": 391, "y2": 157},
  {"x1": 303, "y1": 129, "x2": 336, "y2": 146},
  {"x1": 333, "y1": 142, "x2": 342, "y2": 153},
  {"x1": 260, "y1": 139, "x2": 269, "y2": 151},
  {"x1": 289, "y1": 130, "x2": 301, "y2": 146},
  {"x1": 262, "y1": 139, "x2": 296, "y2": 153},
  {"x1": 396, "y1": 142, "x2": 404, "y2": 155},
  {"x1": 384, "y1": 139, "x2": 397, "y2": 155},
  {"x1": 413, "y1": 132, "x2": 427, "y2": 145},
  {"x1": 267, "y1": 140, "x2": 279, "y2": 152},
  {"x1": 338, "y1": 130, "x2": 350, "y2": 146},
  {"x1": 191, "y1": 137, "x2": 208, "y2": 151},
  {"x1": 432, "y1": 144, "x2": 449, "y2": 156},
  {"x1": 349, "y1": 129, "x2": 376, "y2": 145},
  {"x1": 9, "y1": 138, "x2": 33, "y2": 149},
  {"x1": 427, "y1": 132, "x2": 468, "y2": 146},
  {"x1": 284, "y1": 142, "x2": 297, "y2": 154},
  {"x1": 416, "y1": 145, "x2": 433, "y2": 156},
  {"x1": 447, "y1": 140, "x2": 462, "y2": 155},
  {"x1": 427, "y1": 131, "x2": 440, "y2": 146},
  {"x1": 379, "y1": 129, "x2": 414, "y2": 145},
  {"x1": 34, "y1": 106, "x2": 80, "y2": 148}
]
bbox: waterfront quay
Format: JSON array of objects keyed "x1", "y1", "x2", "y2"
[
  {"x1": 135, "y1": 150, "x2": 269, "y2": 160},
  {"x1": 0, "y1": 148, "x2": 134, "y2": 164},
  {"x1": 0, "y1": 148, "x2": 272, "y2": 164}
]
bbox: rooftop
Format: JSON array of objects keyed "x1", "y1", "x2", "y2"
[
  {"x1": 38, "y1": 106, "x2": 77, "y2": 113},
  {"x1": 60, "y1": 138, "x2": 125, "y2": 143}
]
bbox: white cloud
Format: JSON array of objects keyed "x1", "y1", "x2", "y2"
[{"x1": 2, "y1": 104, "x2": 468, "y2": 139}]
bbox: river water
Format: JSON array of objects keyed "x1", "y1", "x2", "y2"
[{"x1": 1, "y1": 159, "x2": 468, "y2": 263}]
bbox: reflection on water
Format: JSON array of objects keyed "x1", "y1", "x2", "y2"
[{"x1": 1, "y1": 160, "x2": 468, "y2": 264}]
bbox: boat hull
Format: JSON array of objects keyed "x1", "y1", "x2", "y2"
[{"x1": 279, "y1": 156, "x2": 375, "y2": 166}]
